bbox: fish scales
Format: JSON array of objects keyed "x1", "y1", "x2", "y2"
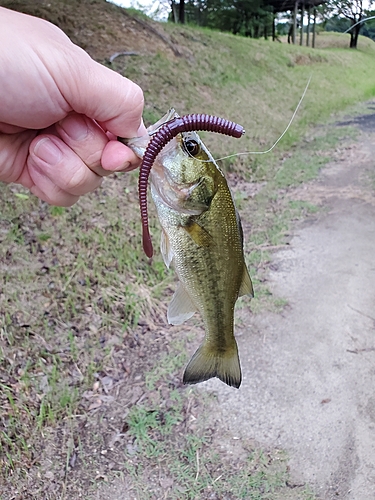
[
  {"x1": 123, "y1": 109, "x2": 253, "y2": 388},
  {"x1": 163, "y1": 177, "x2": 243, "y2": 349}
]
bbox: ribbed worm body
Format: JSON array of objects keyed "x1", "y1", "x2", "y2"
[{"x1": 139, "y1": 114, "x2": 245, "y2": 257}]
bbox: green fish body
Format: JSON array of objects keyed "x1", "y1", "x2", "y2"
[{"x1": 127, "y1": 110, "x2": 253, "y2": 388}]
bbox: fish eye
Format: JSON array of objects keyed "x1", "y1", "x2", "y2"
[{"x1": 183, "y1": 139, "x2": 200, "y2": 157}]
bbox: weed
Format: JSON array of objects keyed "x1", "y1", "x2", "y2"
[
  {"x1": 121, "y1": 359, "x2": 310, "y2": 500},
  {"x1": 50, "y1": 205, "x2": 65, "y2": 216},
  {"x1": 145, "y1": 344, "x2": 188, "y2": 391},
  {"x1": 2, "y1": 5, "x2": 373, "y2": 498}
]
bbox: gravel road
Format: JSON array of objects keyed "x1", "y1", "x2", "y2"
[{"x1": 205, "y1": 105, "x2": 375, "y2": 499}]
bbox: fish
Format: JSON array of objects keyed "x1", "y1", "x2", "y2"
[{"x1": 123, "y1": 109, "x2": 253, "y2": 388}]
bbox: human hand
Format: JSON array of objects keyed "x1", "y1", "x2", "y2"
[{"x1": 0, "y1": 7, "x2": 147, "y2": 206}]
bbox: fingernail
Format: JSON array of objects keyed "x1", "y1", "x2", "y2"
[
  {"x1": 33, "y1": 138, "x2": 62, "y2": 165},
  {"x1": 137, "y1": 119, "x2": 147, "y2": 136},
  {"x1": 59, "y1": 115, "x2": 88, "y2": 140}
]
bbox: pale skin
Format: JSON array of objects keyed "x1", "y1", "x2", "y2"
[{"x1": 0, "y1": 6, "x2": 147, "y2": 206}]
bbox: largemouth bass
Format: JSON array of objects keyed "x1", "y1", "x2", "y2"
[{"x1": 124, "y1": 110, "x2": 253, "y2": 388}]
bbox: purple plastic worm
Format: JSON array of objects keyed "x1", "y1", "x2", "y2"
[{"x1": 139, "y1": 114, "x2": 245, "y2": 258}]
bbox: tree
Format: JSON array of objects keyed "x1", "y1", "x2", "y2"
[
  {"x1": 173, "y1": 0, "x2": 273, "y2": 38},
  {"x1": 327, "y1": 0, "x2": 374, "y2": 48},
  {"x1": 168, "y1": 0, "x2": 185, "y2": 23},
  {"x1": 360, "y1": 10, "x2": 375, "y2": 42},
  {"x1": 179, "y1": 0, "x2": 185, "y2": 22}
]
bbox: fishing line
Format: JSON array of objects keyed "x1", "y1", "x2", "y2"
[
  {"x1": 196, "y1": 75, "x2": 312, "y2": 164},
  {"x1": 343, "y1": 15, "x2": 375, "y2": 33}
]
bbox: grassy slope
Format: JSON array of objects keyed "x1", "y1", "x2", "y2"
[
  {"x1": 1, "y1": 1, "x2": 375, "y2": 498},
  {"x1": 115, "y1": 26, "x2": 375, "y2": 175}
]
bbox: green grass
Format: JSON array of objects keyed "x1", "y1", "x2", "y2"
[
  {"x1": 273, "y1": 125, "x2": 358, "y2": 188},
  {"x1": 118, "y1": 352, "x2": 313, "y2": 499},
  {"x1": 236, "y1": 120, "x2": 358, "y2": 313},
  {"x1": 2, "y1": 6, "x2": 375, "y2": 497},
  {"x1": 0, "y1": 175, "x2": 172, "y2": 490},
  {"x1": 112, "y1": 28, "x2": 375, "y2": 180}
]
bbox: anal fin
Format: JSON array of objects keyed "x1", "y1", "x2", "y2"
[{"x1": 167, "y1": 283, "x2": 196, "y2": 325}]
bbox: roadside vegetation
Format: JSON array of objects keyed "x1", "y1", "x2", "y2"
[{"x1": 1, "y1": 1, "x2": 375, "y2": 498}]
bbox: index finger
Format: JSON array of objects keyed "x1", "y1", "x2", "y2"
[{"x1": 59, "y1": 47, "x2": 146, "y2": 138}]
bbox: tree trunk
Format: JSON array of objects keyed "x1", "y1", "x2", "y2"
[
  {"x1": 312, "y1": 7, "x2": 316, "y2": 48},
  {"x1": 171, "y1": 0, "x2": 178, "y2": 23},
  {"x1": 306, "y1": 6, "x2": 310, "y2": 46},
  {"x1": 288, "y1": 23, "x2": 293, "y2": 44},
  {"x1": 293, "y1": 0, "x2": 298, "y2": 44},
  {"x1": 179, "y1": 0, "x2": 185, "y2": 24},
  {"x1": 349, "y1": 21, "x2": 361, "y2": 49},
  {"x1": 300, "y1": 1, "x2": 304, "y2": 46}
]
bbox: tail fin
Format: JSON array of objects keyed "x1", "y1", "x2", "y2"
[{"x1": 183, "y1": 342, "x2": 241, "y2": 388}]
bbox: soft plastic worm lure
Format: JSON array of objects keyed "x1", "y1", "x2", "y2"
[{"x1": 139, "y1": 114, "x2": 245, "y2": 257}]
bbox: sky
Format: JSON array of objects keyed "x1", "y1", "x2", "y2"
[
  {"x1": 111, "y1": 0, "x2": 142, "y2": 7},
  {"x1": 109, "y1": 0, "x2": 170, "y2": 20}
]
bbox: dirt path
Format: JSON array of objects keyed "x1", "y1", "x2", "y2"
[{"x1": 204, "y1": 113, "x2": 375, "y2": 498}]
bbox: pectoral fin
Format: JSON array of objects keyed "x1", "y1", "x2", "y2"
[
  {"x1": 239, "y1": 264, "x2": 254, "y2": 298},
  {"x1": 183, "y1": 221, "x2": 214, "y2": 248},
  {"x1": 167, "y1": 283, "x2": 197, "y2": 325},
  {"x1": 160, "y1": 228, "x2": 174, "y2": 268}
]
